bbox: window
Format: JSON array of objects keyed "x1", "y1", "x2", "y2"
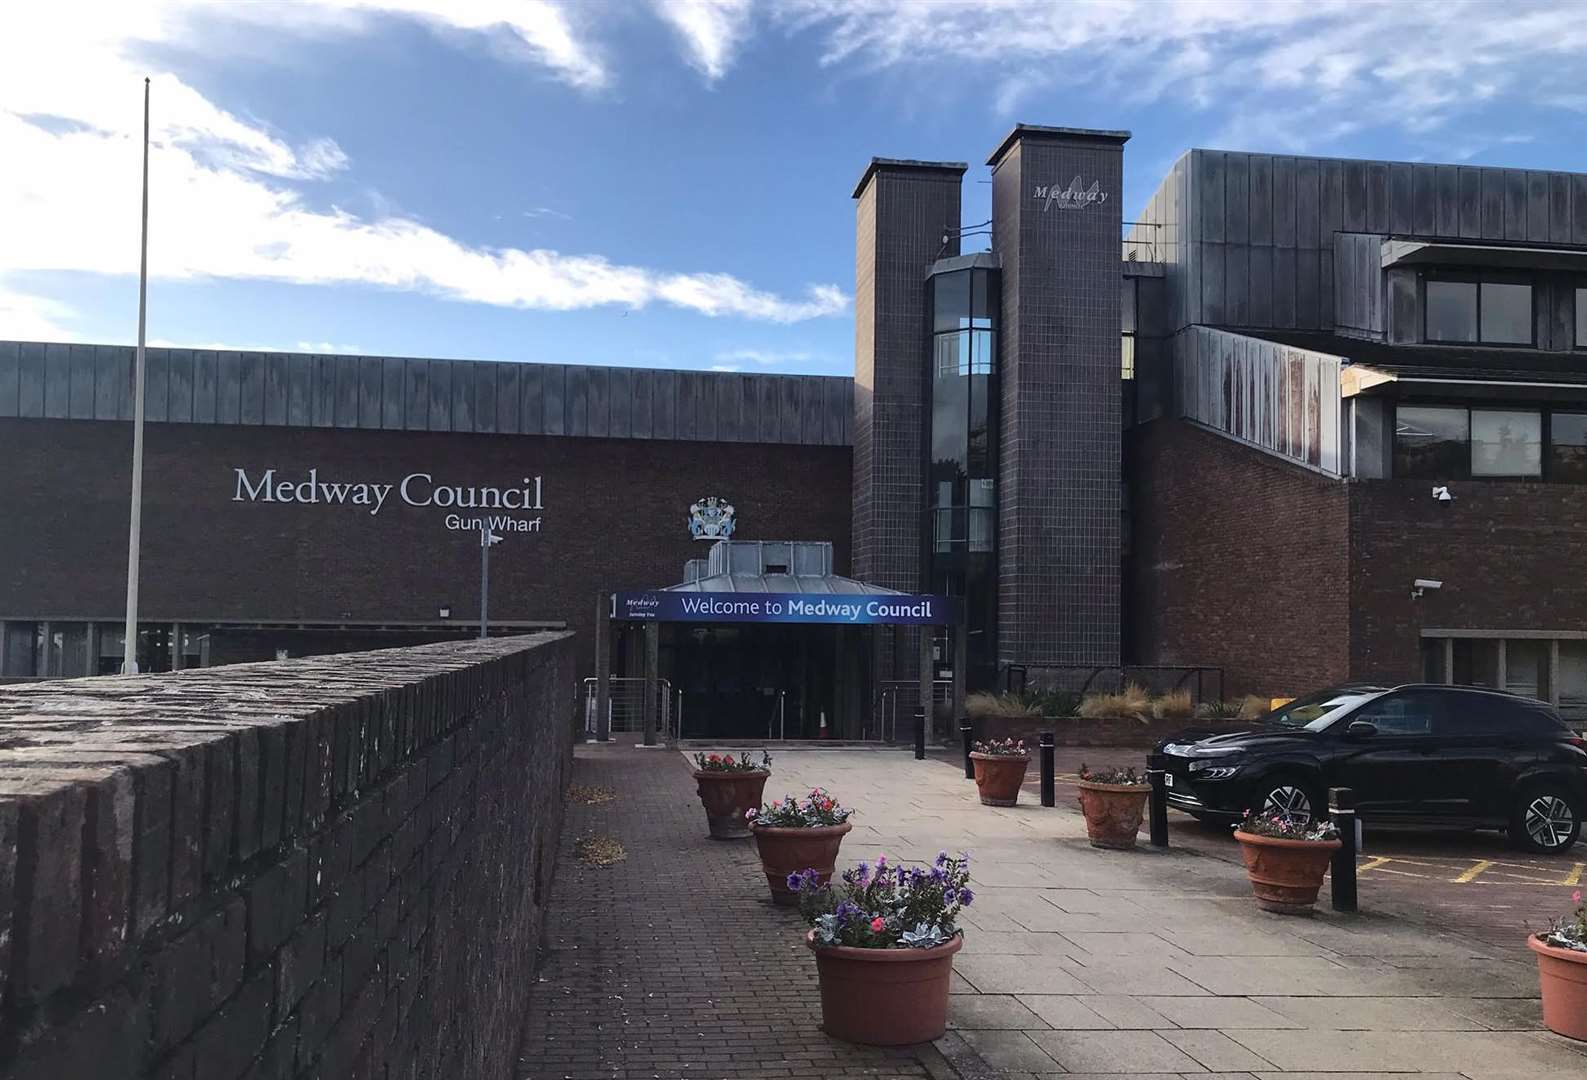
[
  {"x1": 1471, "y1": 409, "x2": 1542, "y2": 477},
  {"x1": 1353, "y1": 691, "x2": 1439, "y2": 735},
  {"x1": 1394, "y1": 405, "x2": 1468, "y2": 478},
  {"x1": 1560, "y1": 641, "x2": 1587, "y2": 717},
  {"x1": 1452, "y1": 639, "x2": 1500, "y2": 688},
  {"x1": 1576, "y1": 287, "x2": 1587, "y2": 349},
  {"x1": 1424, "y1": 277, "x2": 1532, "y2": 345},
  {"x1": 1551, "y1": 414, "x2": 1587, "y2": 483}
]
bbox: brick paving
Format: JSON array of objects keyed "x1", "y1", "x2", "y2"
[{"x1": 515, "y1": 742, "x2": 935, "y2": 1080}]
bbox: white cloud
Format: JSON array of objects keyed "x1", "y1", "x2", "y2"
[
  {"x1": 778, "y1": 0, "x2": 1587, "y2": 150},
  {"x1": 715, "y1": 347, "x2": 814, "y2": 366},
  {"x1": 653, "y1": 0, "x2": 754, "y2": 82},
  {"x1": 708, "y1": 363, "x2": 742, "y2": 371},
  {"x1": 146, "y1": 336, "x2": 367, "y2": 353},
  {"x1": 0, "y1": 3, "x2": 847, "y2": 329},
  {"x1": 0, "y1": 287, "x2": 82, "y2": 341}
]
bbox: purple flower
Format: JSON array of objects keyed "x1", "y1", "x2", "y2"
[
  {"x1": 935, "y1": 851, "x2": 948, "y2": 866},
  {"x1": 958, "y1": 888, "x2": 974, "y2": 907},
  {"x1": 786, "y1": 872, "x2": 803, "y2": 891}
]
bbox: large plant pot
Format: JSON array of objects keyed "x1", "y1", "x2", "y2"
[
  {"x1": 692, "y1": 769, "x2": 769, "y2": 839},
  {"x1": 752, "y1": 822, "x2": 853, "y2": 905},
  {"x1": 1529, "y1": 934, "x2": 1587, "y2": 1041},
  {"x1": 1233, "y1": 830, "x2": 1341, "y2": 914},
  {"x1": 1076, "y1": 781, "x2": 1150, "y2": 849},
  {"x1": 970, "y1": 753, "x2": 1030, "y2": 806},
  {"x1": 804, "y1": 931, "x2": 963, "y2": 1045}
]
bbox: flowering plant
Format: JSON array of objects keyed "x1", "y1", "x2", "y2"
[
  {"x1": 1540, "y1": 890, "x2": 1587, "y2": 953},
  {"x1": 792, "y1": 851, "x2": 972, "y2": 949},
  {"x1": 747, "y1": 788, "x2": 853, "y2": 828},
  {"x1": 972, "y1": 738, "x2": 1028, "y2": 757},
  {"x1": 693, "y1": 750, "x2": 772, "y2": 773},
  {"x1": 1237, "y1": 808, "x2": 1339, "y2": 841},
  {"x1": 1079, "y1": 763, "x2": 1145, "y2": 785}
]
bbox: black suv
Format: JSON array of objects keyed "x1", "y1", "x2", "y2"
[{"x1": 1158, "y1": 684, "x2": 1587, "y2": 853}]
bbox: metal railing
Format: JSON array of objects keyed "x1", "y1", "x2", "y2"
[
  {"x1": 1121, "y1": 221, "x2": 1163, "y2": 263},
  {"x1": 1003, "y1": 665, "x2": 1223, "y2": 704},
  {"x1": 874, "y1": 679, "x2": 953, "y2": 742},
  {"x1": 581, "y1": 677, "x2": 680, "y2": 739}
]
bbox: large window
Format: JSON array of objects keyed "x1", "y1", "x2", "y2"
[
  {"x1": 1424, "y1": 277, "x2": 1533, "y2": 345},
  {"x1": 1471, "y1": 409, "x2": 1542, "y2": 477},
  {"x1": 1427, "y1": 635, "x2": 1587, "y2": 721},
  {"x1": 1393, "y1": 405, "x2": 1587, "y2": 481},
  {"x1": 1577, "y1": 287, "x2": 1587, "y2": 349},
  {"x1": 1394, "y1": 405, "x2": 1468, "y2": 478}
]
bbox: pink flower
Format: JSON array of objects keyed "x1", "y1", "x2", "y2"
[
  {"x1": 870, "y1": 917, "x2": 885, "y2": 932},
  {"x1": 876, "y1": 854, "x2": 887, "y2": 866},
  {"x1": 1575, "y1": 890, "x2": 1583, "y2": 905}
]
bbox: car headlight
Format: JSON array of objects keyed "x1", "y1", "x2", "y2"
[{"x1": 1188, "y1": 761, "x2": 1241, "y2": 779}]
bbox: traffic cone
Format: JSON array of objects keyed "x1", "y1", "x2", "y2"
[{"x1": 819, "y1": 711, "x2": 830, "y2": 739}]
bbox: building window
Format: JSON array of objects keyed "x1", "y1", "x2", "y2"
[
  {"x1": 1394, "y1": 405, "x2": 1468, "y2": 478},
  {"x1": 1470, "y1": 409, "x2": 1542, "y2": 478},
  {"x1": 1424, "y1": 277, "x2": 1532, "y2": 345},
  {"x1": 1427, "y1": 635, "x2": 1587, "y2": 720},
  {"x1": 1561, "y1": 641, "x2": 1587, "y2": 717},
  {"x1": 1551, "y1": 413, "x2": 1587, "y2": 483},
  {"x1": 1576, "y1": 287, "x2": 1587, "y2": 349}
]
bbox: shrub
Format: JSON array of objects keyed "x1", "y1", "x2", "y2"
[
  {"x1": 1079, "y1": 762, "x2": 1145, "y2": 785},
  {"x1": 966, "y1": 691, "x2": 1038, "y2": 720},
  {"x1": 748, "y1": 788, "x2": 853, "y2": 828},
  {"x1": 693, "y1": 750, "x2": 771, "y2": 773},
  {"x1": 1150, "y1": 688, "x2": 1195, "y2": 720},
  {"x1": 794, "y1": 851, "x2": 972, "y2": 949},
  {"x1": 1237, "y1": 695, "x2": 1273, "y2": 721},
  {"x1": 972, "y1": 737, "x2": 1028, "y2": 757},
  {"x1": 1078, "y1": 682, "x2": 1151, "y2": 720},
  {"x1": 1237, "y1": 808, "x2": 1339, "y2": 841},
  {"x1": 1192, "y1": 699, "x2": 1243, "y2": 719},
  {"x1": 1541, "y1": 890, "x2": 1587, "y2": 953}
]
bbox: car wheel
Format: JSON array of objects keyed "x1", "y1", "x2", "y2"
[
  {"x1": 1253, "y1": 776, "x2": 1326, "y2": 828},
  {"x1": 1510, "y1": 785, "x2": 1582, "y2": 854}
]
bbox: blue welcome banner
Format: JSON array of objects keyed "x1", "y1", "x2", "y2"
[{"x1": 614, "y1": 591, "x2": 960, "y2": 625}]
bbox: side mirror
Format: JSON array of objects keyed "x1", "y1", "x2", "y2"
[{"x1": 1346, "y1": 721, "x2": 1378, "y2": 740}]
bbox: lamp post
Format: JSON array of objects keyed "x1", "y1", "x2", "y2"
[
  {"x1": 121, "y1": 77, "x2": 152, "y2": 674},
  {"x1": 479, "y1": 526, "x2": 503, "y2": 638}
]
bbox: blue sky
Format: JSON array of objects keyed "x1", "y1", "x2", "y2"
[{"x1": 3, "y1": 1, "x2": 1587, "y2": 377}]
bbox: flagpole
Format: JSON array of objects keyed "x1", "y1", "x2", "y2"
[{"x1": 122, "y1": 77, "x2": 150, "y2": 675}]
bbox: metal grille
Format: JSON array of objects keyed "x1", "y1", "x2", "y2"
[{"x1": 581, "y1": 677, "x2": 679, "y2": 739}]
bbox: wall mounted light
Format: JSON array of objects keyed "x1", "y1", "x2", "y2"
[{"x1": 438, "y1": 606, "x2": 451, "y2": 619}]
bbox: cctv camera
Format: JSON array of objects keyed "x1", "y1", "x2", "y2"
[
  {"x1": 1413, "y1": 579, "x2": 1442, "y2": 591},
  {"x1": 1432, "y1": 485, "x2": 1453, "y2": 502}
]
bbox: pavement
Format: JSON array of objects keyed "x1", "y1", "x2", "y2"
[{"x1": 517, "y1": 742, "x2": 1587, "y2": 1080}]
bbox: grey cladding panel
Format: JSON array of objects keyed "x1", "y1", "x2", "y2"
[
  {"x1": 1201, "y1": 242, "x2": 1226, "y2": 325},
  {"x1": 43, "y1": 342, "x2": 70, "y2": 418},
  {"x1": 780, "y1": 376, "x2": 801, "y2": 444},
  {"x1": 1225, "y1": 242, "x2": 1250, "y2": 325},
  {"x1": 496, "y1": 363, "x2": 521, "y2": 435},
  {"x1": 1225, "y1": 153, "x2": 1249, "y2": 244},
  {"x1": 1504, "y1": 171, "x2": 1527, "y2": 240},
  {"x1": 1248, "y1": 246, "x2": 1272, "y2": 326},
  {"x1": 564, "y1": 366, "x2": 587, "y2": 436},
  {"x1": 358, "y1": 356, "x2": 383, "y2": 430},
  {"x1": 68, "y1": 344, "x2": 96, "y2": 419},
  {"x1": 403, "y1": 357, "x2": 428, "y2": 431},
  {"x1": 217, "y1": 351, "x2": 242, "y2": 424},
  {"x1": 311, "y1": 354, "x2": 334, "y2": 427},
  {"x1": 1482, "y1": 170, "x2": 1505, "y2": 238},
  {"x1": 1199, "y1": 150, "x2": 1225, "y2": 243},
  {"x1": 1459, "y1": 168, "x2": 1482, "y2": 238},
  {"x1": 1365, "y1": 164, "x2": 1389, "y2": 232},
  {"x1": 606, "y1": 367, "x2": 630, "y2": 439},
  {"x1": 1411, "y1": 165, "x2": 1437, "y2": 236},
  {"x1": 1389, "y1": 164, "x2": 1414, "y2": 234},
  {"x1": 1574, "y1": 175, "x2": 1587, "y2": 245},
  {"x1": 1319, "y1": 159, "x2": 1343, "y2": 239},
  {"x1": 1272, "y1": 247, "x2": 1296, "y2": 327},
  {"x1": 542, "y1": 365, "x2": 565, "y2": 436},
  {"x1": 651, "y1": 371, "x2": 675, "y2": 440},
  {"x1": 18, "y1": 342, "x2": 45, "y2": 417},
  {"x1": 289, "y1": 354, "x2": 314, "y2": 427},
  {"x1": 628, "y1": 368, "x2": 650, "y2": 438},
  {"x1": 520, "y1": 363, "x2": 544, "y2": 435},
  {"x1": 264, "y1": 353, "x2": 290, "y2": 426},
  {"x1": 428, "y1": 359, "x2": 451, "y2": 432},
  {"x1": 1550, "y1": 174, "x2": 1571, "y2": 244},
  {"x1": 1273, "y1": 157, "x2": 1296, "y2": 248},
  {"x1": 1295, "y1": 158, "x2": 1319, "y2": 248},
  {"x1": 240, "y1": 353, "x2": 266, "y2": 425},
  {"x1": 474, "y1": 360, "x2": 497, "y2": 433},
  {"x1": 1528, "y1": 172, "x2": 1550, "y2": 243},
  {"x1": 332, "y1": 355, "x2": 358, "y2": 428},
  {"x1": 144, "y1": 347, "x2": 169, "y2": 422},
  {"x1": 193, "y1": 351, "x2": 217, "y2": 422},
  {"x1": 449, "y1": 360, "x2": 474, "y2": 433},
  {"x1": 1435, "y1": 166, "x2": 1459, "y2": 237},
  {"x1": 1342, "y1": 161, "x2": 1367, "y2": 231},
  {"x1": 1249, "y1": 156, "x2": 1273, "y2": 245},
  {"x1": 586, "y1": 366, "x2": 608, "y2": 437},
  {"x1": 167, "y1": 349, "x2": 194, "y2": 423},
  {"x1": 380, "y1": 358, "x2": 404, "y2": 429},
  {"x1": 0, "y1": 341, "x2": 18, "y2": 416}
]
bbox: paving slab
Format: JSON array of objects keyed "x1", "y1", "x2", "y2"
[
  {"x1": 1027, "y1": 1029, "x2": 1206, "y2": 1072},
  {"x1": 1133, "y1": 996, "x2": 1301, "y2": 1030},
  {"x1": 947, "y1": 994, "x2": 1051, "y2": 1031},
  {"x1": 1159, "y1": 1029, "x2": 1279, "y2": 1071}
]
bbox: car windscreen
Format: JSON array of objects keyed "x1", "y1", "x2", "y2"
[{"x1": 1265, "y1": 692, "x2": 1382, "y2": 731}]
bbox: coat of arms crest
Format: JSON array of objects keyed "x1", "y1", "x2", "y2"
[{"x1": 688, "y1": 495, "x2": 736, "y2": 540}]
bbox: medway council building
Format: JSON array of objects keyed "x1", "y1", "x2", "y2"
[{"x1": 6, "y1": 124, "x2": 1587, "y2": 737}]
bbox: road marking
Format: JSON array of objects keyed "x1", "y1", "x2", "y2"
[
  {"x1": 1452, "y1": 859, "x2": 1494, "y2": 884},
  {"x1": 1357, "y1": 855, "x2": 1393, "y2": 873},
  {"x1": 1563, "y1": 863, "x2": 1585, "y2": 887}
]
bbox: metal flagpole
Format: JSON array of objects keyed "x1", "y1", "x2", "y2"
[
  {"x1": 479, "y1": 526, "x2": 502, "y2": 638},
  {"x1": 122, "y1": 77, "x2": 151, "y2": 675}
]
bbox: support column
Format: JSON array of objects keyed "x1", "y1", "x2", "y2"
[
  {"x1": 595, "y1": 594, "x2": 611, "y2": 742},
  {"x1": 952, "y1": 622, "x2": 968, "y2": 725},
  {"x1": 172, "y1": 623, "x2": 184, "y2": 671},
  {"x1": 642, "y1": 621, "x2": 660, "y2": 747},
  {"x1": 918, "y1": 629, "x2": 934, "y2": 743}
]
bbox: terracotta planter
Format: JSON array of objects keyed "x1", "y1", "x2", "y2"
[
  {"x1": 1529, "y1": 934, "x2": 1587, "y2": 1041},
  {"x1": 1076, "y1": 781, "x2": 1150, "y2": 849},
  {"x1": 804, "y1": 930, "x2": 963, "y2": 1045},
  {"x1": 970, "y1": 752, "x2": 1030, "y2": 806},
  {"x1": 691, "y1": 769, "x2": 769, "y2": 839},
  {"x1": 751, "y1": 822, "x2": 852, "y2": 905},
  {"x1": 1233, "y1": 830, "x2": 1342, "y2": 914}
]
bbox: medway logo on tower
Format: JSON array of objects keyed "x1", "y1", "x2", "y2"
[
  {"x1": 229, "y1": 467, "x2": 545, "y2": 534},
  {"x1": 1033, "y1": 177, "x2": 1108, "y2": 212}
]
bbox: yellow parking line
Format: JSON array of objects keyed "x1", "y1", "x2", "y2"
[
  {"x1": 1357, "y1": 855, "x2": 1393, "y2": 873},
  {"x1": 1452, "y1": 859, "x2": 1494, "y2": 884},
  {"x1": 1562, "y1": 863, "x2": 1584, "y2": 887}
]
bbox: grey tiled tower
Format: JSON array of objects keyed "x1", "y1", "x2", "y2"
[
  {"x1": 990, "y1": 126, "x2": 1128, "y2": 668},
  {"x1": 851, "y1": 159, "x2": 967, "y2": 592}
]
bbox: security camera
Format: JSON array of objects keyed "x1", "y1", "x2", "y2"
[
  {"x1": 1432, "y1": 485, "x2": 1454, "y2": 502},
  {"x1": 1411, "y1": 579, "x2": 1443, "y2": 599}
]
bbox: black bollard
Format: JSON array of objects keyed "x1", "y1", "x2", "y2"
[
  {"x1": 960, "y1": 717, "x2": 974, "y2": 779},
  {"x1": 1329, "y1": 787, "x2": 1358, "y2": 913},
  {"x1": 1039, "y1": 732, "x2": 1056, "y2": 807},
  {"x1": 1146, "y1": 751, "x2": 1170, "y2": 848},
  {"x1": 913, "y1": 705, "x2": 926, "y2": 760}
]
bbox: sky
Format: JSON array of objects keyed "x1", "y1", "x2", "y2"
[{"x1": 3, "y1": 0, "x2": 1587, "y2": 378}]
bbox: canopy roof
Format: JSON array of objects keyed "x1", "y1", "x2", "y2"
[{"x1": 662, "y1": 540, "x2": 905, "y2": 596}]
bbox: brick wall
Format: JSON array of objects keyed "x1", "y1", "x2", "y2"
[
  {"x1": 1127, "y1": 419, "x2": 1350, "y2": 697},
  {"x1": 0, "y1": 633, "x2": 574, "y2": 1080},
  {"x1": 1349, "y1": 479, "x2": 1587, "y2": 682},
  {"x1": 0, "y1": 418, "x2": 851, "y2": 677}
]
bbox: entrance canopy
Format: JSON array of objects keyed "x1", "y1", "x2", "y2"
[{"x1": 614, "y1": 541, "x2": 961, "y2": 626}]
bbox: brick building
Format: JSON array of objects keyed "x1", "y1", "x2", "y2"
[{"x1": 7, "y1": 128, "x2": 1587, "y2": 722}]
